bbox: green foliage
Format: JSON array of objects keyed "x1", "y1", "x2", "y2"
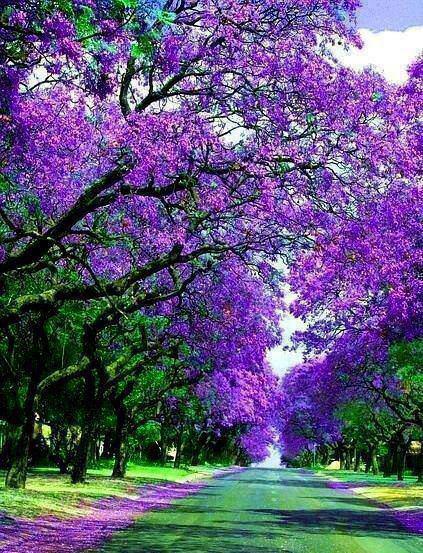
[
  {"x1": 130, "y1": 8, "x2": 175, "y2": 60},
  {"x1": 131, "y1": 32, "x2": 157, "y2": 59},
  {"x1": 337, "y1": 400, "x2": 394, "y2": 448},
  {"x1": 114, "y1": 0, "x2": 138, "y2": 9},
  {"x1": 75, "y1": 5, "x2": 96, "y2": 39},
  {"x1": 134, "y1": 421, "x2": 161, "y2": 444},
  {"x1": 306, "y1": 112, "x2": 316, "y2": 125},
  {"x1": 156, "y1": 10, "x2": 176, "y2": 25},
  {"x1": 390, "y1": 339, "x2": 423, "y2": 386}
]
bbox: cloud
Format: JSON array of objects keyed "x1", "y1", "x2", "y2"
[
  {"x1": 336, "y1": 26, "x2": 423, "y2": 83},
  {"x1": 267, "y1": 312, "x2": 306, "y2": 377}
]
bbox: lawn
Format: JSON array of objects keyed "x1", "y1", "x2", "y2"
[
  {"x1": 0, "y1": 462, "x2": 218, "y2": 520},
  {"x1": 315, "y1": 469, "x2": 423, "y2": 510}
]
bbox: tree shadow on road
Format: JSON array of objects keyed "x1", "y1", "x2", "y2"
[
  {"x1": 98, "y1": 520, "x2": 292, "y2": 553},
  {"x1": 245, "y1": 507, "x2": 412, "y2": 539},
  {"x1": 234, "y1": 477, "x2": 329, "y2": 488}
]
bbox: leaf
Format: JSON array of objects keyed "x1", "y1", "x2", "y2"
[
  {"x1": 131, "y1": 33, "x2": 155, "y2": 59},
  {"x1": 76, "y1": 6, "x2": 96, "y2": 39},
  {"x1": 156, "y1": 10, "x2": 176, "y2": 26},
  {"x1": 114, "y1": 0, "x2": 137, "y2": 9},
  {"x1": 306, "y1": 112, "x2": 315, "y2": 125}
]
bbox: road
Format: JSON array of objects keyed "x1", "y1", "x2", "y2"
[{"x1": 99, "y1": 468, "x2": 422, "y2": 553}]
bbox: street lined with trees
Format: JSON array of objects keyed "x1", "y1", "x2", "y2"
[{"x1": 0, "y1": 3, "x2": 421, "y2": 543}]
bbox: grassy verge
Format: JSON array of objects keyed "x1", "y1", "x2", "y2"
[
  {"x1": 314, "y1": 469, "x2": 423, "y2": 510},
  {"x1": 0, "y1": 462, "x2": 221, "y2": 520}
]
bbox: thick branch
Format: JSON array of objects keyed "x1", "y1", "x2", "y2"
[{"x1": 0, "y1": 162, "x2": 131, "y2": 275}]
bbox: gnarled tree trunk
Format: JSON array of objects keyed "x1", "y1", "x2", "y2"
[
  {"x1": 111, "y1": 407, "x2": 129, "y2": 479},
  {"x1": 71, "y1": 371, "x2": 98, "y2": 484},
  {"x1": 5, "y1": 330, "x2": 45, "y2": 489}
]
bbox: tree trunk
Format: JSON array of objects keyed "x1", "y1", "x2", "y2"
[
  {"x1": 339, "y1": 446, "x2": 346, "y2": 470},
  {"x1": 102, "y1": 430, "x2": 114, "y2": 459},
  {"x1": 190, "y1": 433, "x2": 209, "y2": 466},
  {"x1": 397, "y1": 445, "x2": 407, "y2": 481},
  {"x1": 5, "y1": 372, "x2": 39, "y2": 489},
  {"x1": 416, "y1": 443, "x2": 423, "y2": 484},
  {"x1": 363, "y1": 449, "x2": 370, "y2": 473},
  {"x1": 160, "y1": 440, "x2": 168, "y2": 465},
  {"x1": 159, "y1": 426, "x2": 168, "y2": 465},
  {"x1": 383, "y1": 441, "x2": 397, "y2": 477},
  {"x1": 320, "y1": 445, "x2": 330, "y2": 466},
  {"x1": 71, "y1": 401, "x2": 98, "y2": 483},
  {"x1": 174, "y1": 425, "x2": 184, "y2": 469},
  {"x1": 71, "y1": 364, "x2": 100, "y2": 485},
  {"x1": 5, "y1": 422, "x2": 31, "y2": 489},
  {"x1": 370, "y1": 445, "x2": 379, "y2": 475},
  {"x1": 354, "y1": 450, "x2": 361, "y2": 472},
  {"x1": 191, "y1": 449, "x2": 200, "y2": 466},
  {"x1": 71, "y1": 421, "x2": 94, "y2": 484},
  {"x1": 0, "y1": 425, "x2": 14, "y2": 470},
  {"x1": 5, "y1": 319, "x2": 48, "y2": 489},
  {"x1": 345, "y1": 447, "x2": 352, "y2": 470},
  {"x1": 111, "y1": 408, "x2": 129, "y2": 479}
]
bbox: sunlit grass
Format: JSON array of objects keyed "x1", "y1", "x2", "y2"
[
  {"x1": 316, "y1": 469, "x2": 423, "y2": 509},
  {"x1": 0, "y1": 462, "x2": 218, "y2": 520}
]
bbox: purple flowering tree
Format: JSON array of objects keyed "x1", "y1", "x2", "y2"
[{"x1": 0, "y1": 1, "x2": 419, "y2": 488}]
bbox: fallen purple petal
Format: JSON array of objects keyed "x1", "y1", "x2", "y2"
[{"x1": 0, "y1": 469, "x2": 243, "y2": 553}]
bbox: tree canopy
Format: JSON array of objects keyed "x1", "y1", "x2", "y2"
[{"x1": 0, "y1": 1, "x2": 421, "y2": 488}]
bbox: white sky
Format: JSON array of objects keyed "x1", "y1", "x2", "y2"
[
  {"x1": 337, "y1": 26, "x2": 423, "y2": 83},
  {"x1": 268, "y1": 25, "x2": 423, "y2": 376}
]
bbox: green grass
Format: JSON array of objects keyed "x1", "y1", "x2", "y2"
[
  {"x1": 318, "y1": 469, "x2": 419, "y2": 487},
  {"x1": 315, "y1": 469, "x2": 423, "y2": 509},
  {"x1": 0, "y1": 461, "x2": 219, "y2": 520}
]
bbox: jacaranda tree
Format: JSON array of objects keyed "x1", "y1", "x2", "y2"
[{"x1": 1, "y1": 1, "x2": 419, "y2": 487}]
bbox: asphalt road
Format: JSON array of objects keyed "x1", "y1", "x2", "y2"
[{"x1": 99, "y1": 468, "x2": 422, "y2": 553}]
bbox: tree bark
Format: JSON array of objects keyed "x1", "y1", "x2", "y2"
[
  {"x1": 383, "y1": 440, "x2": 397, "y2": 477},
  {"x1": 345, "y1": 447, "x2": 352, "y2": 470},
  {"x1": 102, "y1": 430, "x2": 114, "y2": 459},
  {"x1": 5, "y1": 360, "x2": 40, "y2": 489},
  {"x1": 50, "y1": 424, "x2": 72, "y2": 474},
  {"x1": 71, "y1": 371, "x2": 98, "y2": 484},
  {"x1": 364, "y1": 454, "x2": 370, "y2": 473},
  {"x1": 416, "y1": 443, "x2": 423, "y2": 484},
  {"x1": 174, "y1": 425, "x2": 184, "y2": 469},
  {"x1": 319, "y1": 444, "x2": 330, "y2": 466},
  {"x1": 354, "y1": 450, "x2": 361, "y2": 472},
  {"x1": 5, "y1": 422, "x2": 32, "y2": 489},
  {"x1": 370, "y1": 445, "x2": 379, "y2": 475},
  {"x1": 397, "y1": 445, "x2": 407, "y2": 481},
  {"x1": 71, "y1": 417, "x2": 95, "y2": 484},
  {"x1": 111, "y1": 407, "x2": 129, "y2": 479},
  {"x1": 339, "y1": 446, "x2": 346, "y2": 470},
  {"x1": 5, "y1": 317, "x2": 49, "y2": 489},
  {"x1": 159, "y1": 426, "x2": 168, "y2": 465},
  {"x1": 191, "y1": 433, "x2": 210, "y2": 466}
]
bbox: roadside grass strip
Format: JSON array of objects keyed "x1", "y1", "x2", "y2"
[
  {"x1": 0, "y1": 466, "x2": 242, "y2": 553},
  {"x1": 316, "y1": 470, "x2": 423, "y2": 535}
]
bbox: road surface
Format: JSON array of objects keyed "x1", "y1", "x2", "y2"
[{"x1": 99, "y1": 468, "x2": 422, "y2": 553}]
